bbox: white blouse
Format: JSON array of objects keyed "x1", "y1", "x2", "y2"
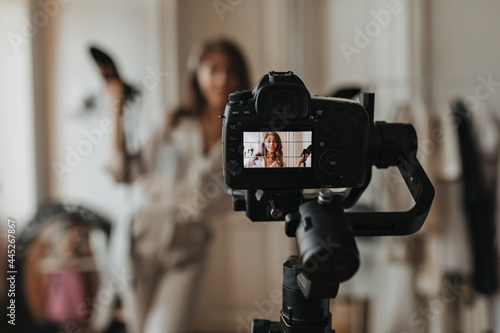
[{"x1": 245, "y1": 157, "x2": 285, "y2": 168}]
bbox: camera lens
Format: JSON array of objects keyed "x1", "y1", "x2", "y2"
[{"x1": 274, "y1": 97, "x2": 291, "y2": 112}]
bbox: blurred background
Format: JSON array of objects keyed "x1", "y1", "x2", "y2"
[{"x1": 1, "y1": 0, "x2": 499, "y2": 332}]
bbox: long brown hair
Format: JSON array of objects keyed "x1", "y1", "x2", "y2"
[
  {"x1": 255, "y1": 132, "x2": 285, "y2": 167},
  {"x1": 168, "y1": 38, "x2": 251, "y2": 128}
]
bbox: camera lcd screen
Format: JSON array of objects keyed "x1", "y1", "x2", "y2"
[{"x1": 243, "y1": 131, "x2": 312, "y2": 168}]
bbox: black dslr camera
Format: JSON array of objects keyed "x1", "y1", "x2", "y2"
[
  {"x1": 223, "y1": 71, "x2": 369, "y2": 190},
  {"x1": 221, "y1": 72, "x2": 434, "y2": 333}
]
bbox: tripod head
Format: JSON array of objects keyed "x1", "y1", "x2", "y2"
[{"x1": 287, "y1": 190, "x2": 360, "y2": 299}]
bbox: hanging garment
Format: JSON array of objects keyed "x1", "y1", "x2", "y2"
[{"x1": 452, "y1": 100, "x2": 498, "y2": 295}]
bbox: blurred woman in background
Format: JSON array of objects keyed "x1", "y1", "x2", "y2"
[{"x1": 102, "y1": 38, "x2": 250, "y2": 333}]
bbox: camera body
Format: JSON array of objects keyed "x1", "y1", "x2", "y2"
[{"x1": 222, "y1": 71, "x2": 370, "y2": 190}]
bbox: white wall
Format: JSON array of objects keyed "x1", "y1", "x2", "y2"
[
  {"x1": 427, "y1": 0, "x2": 500, "y2": 111},
  {"x1": 300, "y1": 0, "x2": 414, "y2": 120},
  {"x1": 48, "y1": 0, "x2": 165, "y2": 221},
  {"x1": 0, "y1": 0, "x2": 37, "y2": 225}
]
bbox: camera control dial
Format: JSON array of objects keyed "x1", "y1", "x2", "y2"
[{"x1": 319, "y1": 149, "x2": 344, "y2": 177}]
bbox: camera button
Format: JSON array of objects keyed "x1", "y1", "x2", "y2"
[
  {"x1": 319, "y1": 150, "x2": 344, "y2": 176},
  {"x1": 229, "y1": 147, "x2": 237, "y2": 154},
  {"x1": 327, "y1": 157, "x2": 341, "y2": 168},
  {"x1": 229, "y1": 124, "x2": 237, "y2": 130},
  {"x1": 231, "y1": 110, "x2": 240, "y2": 116},
  {"x1": 229, "y1": 135, "x2": 237, "y2": 142},
  {"x1": 243, "y1": 110, "x2": 251, "y2": 116},
  {"x1": 227, "y1": 160, "x2": 242, "y2": 176}
]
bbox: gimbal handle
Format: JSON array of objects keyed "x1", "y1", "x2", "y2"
[
  {"x1": 340, "y1": 93, "x2": 435, "y2": 236},
  {"x1": 345, "y1": 121, "x2": 435, "y2": 236},
  {"x1": 347, "y1": 154, "x2": 434, "y2": 236}
]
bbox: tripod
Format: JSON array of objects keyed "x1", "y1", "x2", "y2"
[
  {"x1": 251, "y1": 191, "x2": 359, "y2": 333},
  {"x1": 251, "y1": 256, "x2": 335, "y2": 333}
]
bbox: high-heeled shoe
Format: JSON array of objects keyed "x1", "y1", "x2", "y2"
[{"x1": 89, "y1": 46, "x2": 139, "y2": 102}]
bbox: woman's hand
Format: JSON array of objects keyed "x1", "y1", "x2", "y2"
[
  {"x1": 296, "y1": 153, "x2": 310, "y2": 167},
  {"x1": 105, "y1": 79, "x2": 125, "y2": 115}
]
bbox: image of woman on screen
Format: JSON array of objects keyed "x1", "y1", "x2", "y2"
[{"x1": 246, "y1": 132, "x2": 286, "y2": 168}]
